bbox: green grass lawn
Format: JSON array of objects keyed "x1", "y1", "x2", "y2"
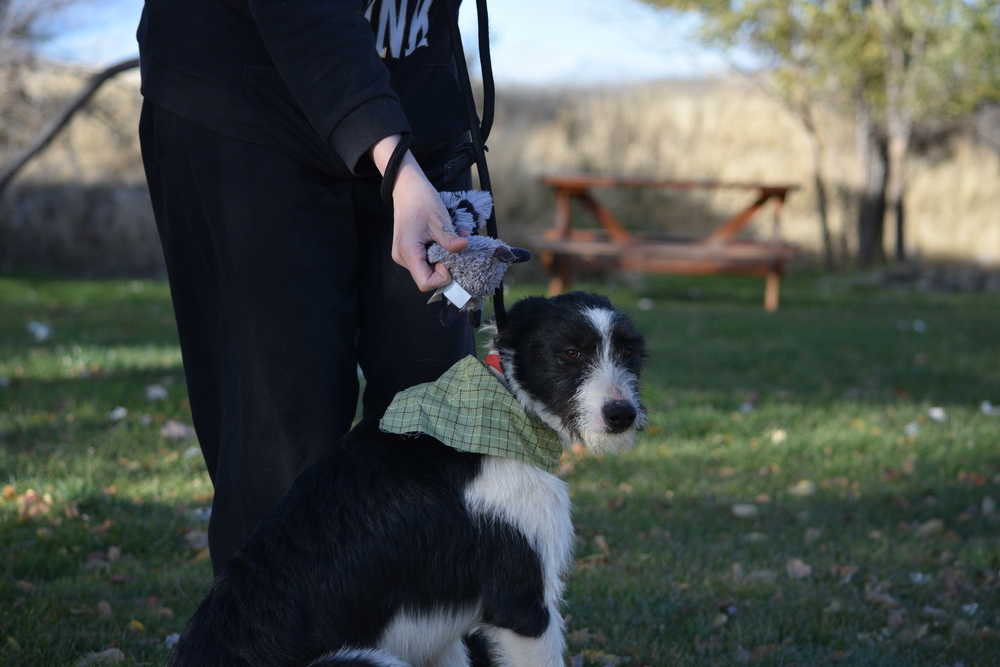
[{"x1": 2, "y1": 272, "x2": 999, "y2": 666}]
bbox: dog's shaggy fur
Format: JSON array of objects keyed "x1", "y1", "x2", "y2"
[{"x1": 169, "y1": 292, "x2": 645, "y2": 667}]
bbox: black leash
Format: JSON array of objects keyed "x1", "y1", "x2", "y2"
[
  {"x1": 378, "y1": 0, "x2": 507, "y2": 330},
  {"x1": 379, "y1": 133, "x2": 416, "y2": 205},
  {"x1": 442, "y1": 0, "x2": 507, "y2": 331}
]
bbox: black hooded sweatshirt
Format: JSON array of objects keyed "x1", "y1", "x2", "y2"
[{"x1": 137, "y1": 0, "x2": 468, "y2": 179}]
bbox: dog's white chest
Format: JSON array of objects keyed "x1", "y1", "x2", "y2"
[{"x1": 464, "y1": 456, "x2": 574, "y2": 604}]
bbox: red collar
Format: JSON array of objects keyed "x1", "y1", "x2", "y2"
[{"x1": 483, "y1": 353, "x2": 504, "y2": 375}]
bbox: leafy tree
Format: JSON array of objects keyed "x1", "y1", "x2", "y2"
[{"x1": 644, "y1": 0, "x2": 1000, "y2": 266}]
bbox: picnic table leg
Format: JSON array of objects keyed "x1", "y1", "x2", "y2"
[
  {"x1": 547, "y1": 258, "x2": 572, "y2": 296},
  {"x1": 764, "y1": 269, "x2": 781, "y2": 312}
]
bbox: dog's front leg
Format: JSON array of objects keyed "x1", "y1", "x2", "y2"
[{"x1": 488, "y1": 604, "x2": 565, "y2": 667}]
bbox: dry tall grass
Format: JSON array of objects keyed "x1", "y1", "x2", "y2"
[
  {"x1": 1, "y1": 64, "x2": 998, "y2": 276},
  {"x1": 0, "y1": 64, "x2": 159, "y2": 275},
  {"x1": 489, "y1": 79, "x2": 1000, "y2": 269}
]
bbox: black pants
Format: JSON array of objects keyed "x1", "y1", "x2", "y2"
[{"x1": 139, "y1": 102, "x2": 475, "y2": 574}]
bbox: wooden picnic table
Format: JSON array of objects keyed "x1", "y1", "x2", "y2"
[{"x1": 532, "y1": 174, "x2": 800, "y2": 311}]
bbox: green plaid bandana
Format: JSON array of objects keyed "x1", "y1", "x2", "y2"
[{"x1": 379, "y1": 356, "x2": 564, "y2": 472}]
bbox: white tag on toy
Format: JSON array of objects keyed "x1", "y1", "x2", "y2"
[{"x1": 440, "y1": 280, "x2": 472, "y2": 309}]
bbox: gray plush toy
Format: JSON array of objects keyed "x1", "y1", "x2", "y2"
[{"x1": 428, "y1": 191, "x2": 531, "y2": 327}]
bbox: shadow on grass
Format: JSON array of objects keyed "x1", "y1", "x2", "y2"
[{"x1": 1, "y1": 492, "x2": 212, "y2": 667}]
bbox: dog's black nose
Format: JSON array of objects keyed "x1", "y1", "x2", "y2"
[{"x1": 603, "y1": 401, "x2": 637, "y2": 432}]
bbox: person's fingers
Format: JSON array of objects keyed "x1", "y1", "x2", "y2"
[{"x1": 394, "y1": 241, "x2": 453, "y2": 292}]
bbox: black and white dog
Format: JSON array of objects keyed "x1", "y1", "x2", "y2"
[{"x1": 170, "y1": 292, "x2": 646, "y2": 667}]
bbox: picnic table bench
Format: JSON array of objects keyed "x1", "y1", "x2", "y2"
[{"x1": 531, "y1": 174, "x2": 800, "y2": 311}]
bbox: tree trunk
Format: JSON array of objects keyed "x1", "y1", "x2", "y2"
[
  {"x1": 887, "y1": 130, "x2": 907, "y2": 261},
  {"x1": 873, "y1": 0, "x2": 916, "y2": 262},
  {"x1": 884, "y1": 71, "x2": 911, "y2": 263},
  {"x1": 856, "y1": 101, "x2": 887, "y2": 267},
  {"x1": 798, "y1": 104, "x2": 835, "y2": 270}
]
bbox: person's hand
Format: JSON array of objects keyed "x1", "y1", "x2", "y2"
[{"x1": 369, "y1": 134, "x2": 468, "y2": 292}]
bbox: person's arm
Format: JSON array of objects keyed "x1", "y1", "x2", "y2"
[
  {"x1": 369, "y1": 134, "x2": 468, "y2": 292},
  {"x1": 247, "y1": 0, "x2": 409, "y2": 174}
]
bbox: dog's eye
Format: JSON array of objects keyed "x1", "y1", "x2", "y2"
[
  {"x1": 565, "y1": 349, "x2": 581, "y2": 359},
  {"x1": 623, "y1": 348, "x2": 634, "y2": 358}
]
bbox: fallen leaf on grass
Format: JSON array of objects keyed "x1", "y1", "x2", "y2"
[
  {"x1": 90, "y1": 519, "x2": 115, "y2": 535},
  {"x1": 16, "y1": 489, "x2": 53, "y2": 518},
  {"x1": 84, "y1": 552, "x2": 111, "y2": 571},
  {"x1": 915, "y1": 518, "x2": 944, "y2": 539},
  {"x1": 592, "y1": 535, "x2": 611, "y2": 555},
  {"x1": 786, "y1": 558, "x2": 812, "y2": 579},
  {"x1": 941, "y1": 567, "x2": 970, "y2": 597},
  {"x1": 110, "y1": 574, "x2": 134, "y2": 585},
  {"x1": 956, "y1": 470, "x2": 989, "y2": 486},
  {"x1": 741, "y1": 570, "x2": 778, "y2": 585},
  {"x1": 145, "y1": 384, "x2": 169, "y2": 401},
  {"x1": 566, "y1": 628, "x2": 607, "y2": 648},
  {"x1": 883, "y1": 468, "x2": 905, "y2": 481},
  {"x1": 864, "y1": 582, "x2": 900, "y2": 608},
  {"x1": 185, "y1": 530, "x2": 209, "y2": 552},
  {"x1": 27, "y1": 321, "x2": 52, "y2": 342},
  {"x1": 731, "y1": 504, "x2": 759, "y2": 520},
  {"x1": 161, "y1": 419, "x2": 195, "y2": 440},
  {"x1": 890, "y1": 494, "x2": 910, "y2": 509},
  {"x1": 126, "y1": 620, "x2": 144, "y2": 635},
  {"x1": 830, "y1": 565, "x2": 859, "y2": 584},
  {"x1": 78, "y1": 648, "x2": 125, "y2": 666},
  {"x1": 3, "y1": 484, "x2": 15, "y2": 500},
  {"x1": 736, "y1": 644, "x2": 777, "y2": 663},
  {"x1": 887, "y1": 611, "x2": 905, "y2": 628},
  {"x1": 823, "y1": 599, "x2": 843, "y2": 614},
  {"x1": 575, "y1": 650, "x2": 622, "y2": 666},
  {"x1": 921, "y1": 605, "x2": 948, "y2": 619},
  {"x1": 575, "y1": 553, "x2": 609, "y2": 570},
  {"x1": 97, "y1": 601, "x2": 112, "y2": 617},
  {"x1": 804, "y1": 528, "x2": 822, "y2": 545},
  {"x1": 788, "y1": 480, "x2": 816, "y2": 497}
]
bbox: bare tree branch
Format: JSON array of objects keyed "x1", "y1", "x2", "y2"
[{"x1": 0, "y1": 56, "x2": 138, "y2": 196}]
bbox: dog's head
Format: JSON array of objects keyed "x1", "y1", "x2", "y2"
[{"x1": 488, "y1": 292, "x2": 647, "y2": 453}]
